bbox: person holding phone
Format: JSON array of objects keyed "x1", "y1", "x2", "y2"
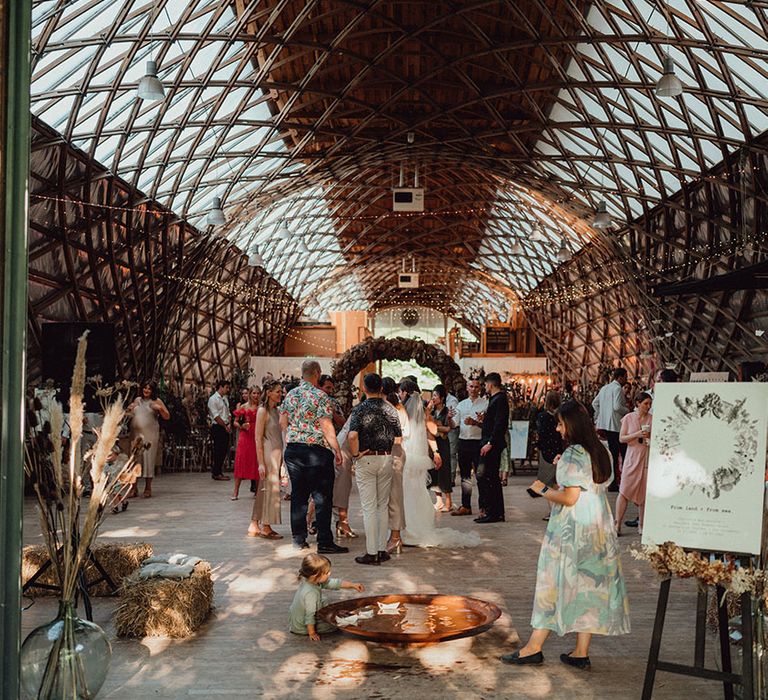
[
  {"x1": 502, "y1": 399, "x2": 629, "y2": 669},
  {"x1": 614, "y1": 392, "x2": 653, "y2": 536}
]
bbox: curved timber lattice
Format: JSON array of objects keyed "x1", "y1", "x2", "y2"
[
  {"x1": 28, "y1": 117, "x2": 299, "y2": 386},
  {"x1": 25, "y1": 1, "x2": 768, "y2": 379}
]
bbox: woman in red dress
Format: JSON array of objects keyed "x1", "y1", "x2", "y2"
[{"x1": 232, "y1": 386, "x2": 260, "y2": 499}]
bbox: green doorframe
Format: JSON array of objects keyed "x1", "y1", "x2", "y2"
[{"x1": 0, "y1": 0, "x2": 31, "y2": 696}]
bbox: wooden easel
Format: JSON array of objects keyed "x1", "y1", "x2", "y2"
[{"x1": 642, "y1": 578, "x2": 754, "y2": 699}]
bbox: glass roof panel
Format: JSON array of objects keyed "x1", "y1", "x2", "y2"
[{"x1": 29, "y1": 0, "x2": 768, "y2": 310}]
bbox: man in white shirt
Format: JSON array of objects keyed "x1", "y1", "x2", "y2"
[
  {"x1": 591, "y1": 367, "x2": 629, "y2": 491},
  {"x1": 450, "y1": 379, "x2": 489, "y2": 516},
  {"x1": 208, "y1": 379, "x2": 232, "y2": 481}
]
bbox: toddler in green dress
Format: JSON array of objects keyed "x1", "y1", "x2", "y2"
[{"x1": 289, "y1": 554, "x2": 364, "y2": 640}]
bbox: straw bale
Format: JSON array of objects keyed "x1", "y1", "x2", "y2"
[
  {"x1": 114, "y1": 561, "x2": 213, "y2": 638},
  {"x1": 22, "y1": 542, "x2": 152, "y2": 597}
]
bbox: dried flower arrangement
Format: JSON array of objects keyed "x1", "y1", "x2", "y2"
[
  {"x1": 23, "y1": 332, "x2": 145, "y2": 696},
  {"x1": 632, "y1": 542, "x2": 765, "y2": 598}
]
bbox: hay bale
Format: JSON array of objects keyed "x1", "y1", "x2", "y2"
[
  {"x1": 114, "y1": 561, "x2": 213, "y2": 638},
  {"x1": 22, "y1": 542, "x2": 152, "y2": 597}
]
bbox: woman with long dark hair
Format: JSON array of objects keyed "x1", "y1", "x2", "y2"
[
  {"x1": 428, "y1": 384, "x2": 454, "y2": 512},
  {"x1": 502, "y1": 399, "x2": 629, "y2": 669}
]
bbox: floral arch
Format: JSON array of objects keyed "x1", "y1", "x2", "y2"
[{"x1": 332, "y1": 336, "x2": 467, "y2": 409}]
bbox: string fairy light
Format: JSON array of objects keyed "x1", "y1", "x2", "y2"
[{"x1": 31, "y1": 180, "x2": 768, "y2": 319}]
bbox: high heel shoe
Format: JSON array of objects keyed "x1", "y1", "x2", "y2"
[
  {"x1": 386, "y1": 538, "x2": 403, "y2": 555},
  {"x1": 335, "y1": 520, "x2": 358, "y2": 538}
]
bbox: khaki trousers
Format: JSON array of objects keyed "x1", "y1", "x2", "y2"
[{"x1": 355, "y1": 455, "x2": 394, "y2": 555}]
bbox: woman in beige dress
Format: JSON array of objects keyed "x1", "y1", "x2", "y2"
[
  {"x1": 248, "y1": 380, "x2": 284, "y2": 539},
  {"x1": 128, "y1": 381, "x2": 170, "y2": 498},
  {"x1": 333, "y1": 416, "x2": 358, "y2": 538}
]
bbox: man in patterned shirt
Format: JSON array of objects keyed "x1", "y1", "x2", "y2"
[{"x1": 280, "y1": 360, "x2": 348, "y2": 553}]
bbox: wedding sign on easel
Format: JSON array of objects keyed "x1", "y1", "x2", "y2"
[
  {"x1": 640, "y1": 382, "x2": 768, "y2": 700},
  {"x1": 643, "y1": 382, "x2": 768, "y2": 555}
]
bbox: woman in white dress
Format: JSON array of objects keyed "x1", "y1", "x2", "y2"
[{"x1": 398, "y1": 381, "x2": 480, "y2": 549}]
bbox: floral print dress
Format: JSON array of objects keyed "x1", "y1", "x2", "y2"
[{"x1": 531, "y1": 444, "x2": 630, "y2": 636}]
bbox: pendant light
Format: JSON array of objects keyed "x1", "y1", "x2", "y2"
[
  {"x1": 592, "y1": 200, "x2": 612, "y2": 229},
  {"x1": 655, "y1": 54, "x2": 684, "y2": 98},
  {"x1": 556, "y1": 239, "x2": 571, "y2": 263},
  {"x1": 137, "y1": 60, "x2": 165, "y2": 101},
  {"x1": 207, "y1": 196, "x2": 226, "y2": 227}
]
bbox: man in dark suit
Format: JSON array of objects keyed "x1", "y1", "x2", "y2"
[{"x1": 475, "y1": 372, "x2": 509, "y2": 523}]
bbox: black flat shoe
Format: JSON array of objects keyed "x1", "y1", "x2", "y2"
[
  {"x1": 475, "y1": 515, "x2": 505, "y2": 524},
  {"x1": 317, "y1": 543, "x2": 349, "y2": 554},
  {"x1": 355, "y1": 553, "x2": 380, "y2": 565},
  {"x1": 624, "y1": 518, "x2": 639, "y2": 527},
  {"x1": 500, "y1": 650, "x2": 544, "y2": 665},
  {"x1": 377, "y1": 551, "x2": 391, "y2": 562},
  {"x1": 560, "y1": 653, "x2": 591, "y2": 670}
]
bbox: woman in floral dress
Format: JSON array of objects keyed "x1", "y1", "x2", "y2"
[{"x1": 501, "y1": 399, "x2": 630, "y2": 669}]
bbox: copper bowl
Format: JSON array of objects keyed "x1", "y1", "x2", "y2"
[{"x1": 317, "y1": 593, "x2": 501, "y2": 645}]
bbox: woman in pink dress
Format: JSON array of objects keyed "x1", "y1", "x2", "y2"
[
  {"x1": 231, "y1": 386, "x2": 260, "y2": 500},
  {"x1": 614, "y1": 391, "x2": 652, "y2": 536}
]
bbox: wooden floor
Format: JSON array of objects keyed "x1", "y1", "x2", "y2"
[{"x1": 22, "y1": 473, "x2": 728, "y2": 699}]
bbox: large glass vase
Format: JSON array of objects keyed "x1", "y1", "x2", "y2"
[{"x1": 20, "y1": 600, "x2": 112, "y2": 699}]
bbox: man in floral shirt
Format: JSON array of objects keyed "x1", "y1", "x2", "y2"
[{"x1": 280, "y1": 360, "x2": 348, "y2": 553}]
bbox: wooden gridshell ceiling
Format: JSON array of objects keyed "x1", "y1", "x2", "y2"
[
  {"x1": 28, "y1": 117, "x2": 299, "y2": 385},
  {"x1": 26, "y1": 0, "x2": 768, "y2": 379},
  {"x1": 526, "y1": 139, "x2": 768, "y2": 381}
]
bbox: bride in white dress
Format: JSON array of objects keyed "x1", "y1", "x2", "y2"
[{"x1": 400, "y1": 389, "x2": 480, "y2": 548}]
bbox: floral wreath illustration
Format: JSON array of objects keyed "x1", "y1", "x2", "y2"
[{"x1": 656, "y1": 392, "x2": 759, "y2": 499}]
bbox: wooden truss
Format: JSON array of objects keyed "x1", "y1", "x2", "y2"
[
  {"x1": 527, "y1": 140, "x2": 768, "y2": 381},
  {"x1": 28, "y1": 117, "x2": 299, "y2": 386},
  {"x1": 26, "y1": 0, "x2": 768, "y2": 378}
]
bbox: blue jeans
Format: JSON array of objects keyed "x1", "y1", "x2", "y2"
[{"x1": 284, "y1": 443, "x2": 335, "y2": 546}]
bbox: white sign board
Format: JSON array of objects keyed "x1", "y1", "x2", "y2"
[
  {"x1": 508, "y1": 421, "x2": 530, "y2": 460},
  {"x1": 642, "y1": 383, "x2": 768, "y2": 554}
]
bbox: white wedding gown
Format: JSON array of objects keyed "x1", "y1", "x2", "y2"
[{"x1": 401, "y1": 397, "x2": 481, "y2": 548}]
